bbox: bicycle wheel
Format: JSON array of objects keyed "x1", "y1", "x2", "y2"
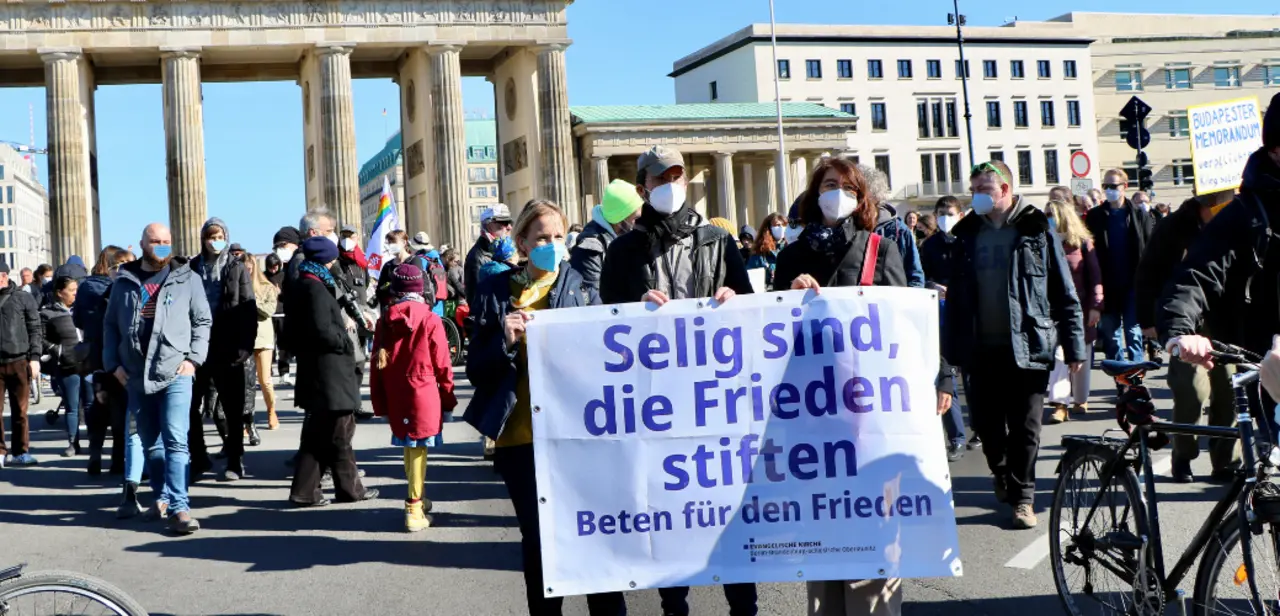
[
  {"x1": 1192, "y1": 513, "x2": 1280, "y2": 615},
  {"x1": 1050, "y1": 446, "x2": 1155, "y2": 615},
  {"x1": 0, "y1": 570, "x2": 148, "y2": 616},
  {"x1": 442, "y1": 318, "x2": 462, "y2": 367}
]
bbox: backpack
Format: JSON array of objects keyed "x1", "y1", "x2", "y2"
[{"x1": 411, "y1": 253, "x2": 449, "y2": 302}]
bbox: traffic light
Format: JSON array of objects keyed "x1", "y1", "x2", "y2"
[{"x1": 1119, "y1": 96, "x2": 1154, "y2": 192}]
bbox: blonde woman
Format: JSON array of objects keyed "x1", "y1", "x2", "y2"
[
  {"x1": 1045, "y1": 199, "x2": 1103, "y2": 423},
  {"x1": 246, "y1": 255, "x2": 281, "y2": 429}
]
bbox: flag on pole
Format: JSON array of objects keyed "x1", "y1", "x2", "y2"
[{"x1": 366, "y1": 176, "x2": 401, "y2": 280}]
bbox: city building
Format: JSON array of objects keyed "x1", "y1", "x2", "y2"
[
  {"x1": 1005, "y1": 12, "x2": 1280, "y2": 204},
  {"x1": 0, "y1": 144, "x2": 51, "y2": 271},
  {"x1": 359, "y1": 119, "x2": 500, "y2": 248},
  {"x1": 671, "y1": 24, "x2": 1101, "y2": 207}
]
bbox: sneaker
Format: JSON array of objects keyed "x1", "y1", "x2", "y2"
[
  {"x1": 337, "y1": 488, "x2": 379, "y2": 504},
  {"x1": 993, "y1": 475, "x2": 1009, "y2": 504},
  {"x1": 221, "y1": 469, "x2": 241, "y2": 482},
  {"x1": 167, "y1": 511, "x2": 200, "y2": 535},
  {"x1": 946, "y1": 441, "x2": 965, "y2": 463},
  {"x1": 61, "y1": 445, "x2": 77, "y2": 458},
  {"x1": 405, "y1": 500, "x2": 431, "y2": 533},
  {"x1": 1047, "y1": 405, "x2": 1069, "y2": 425},
  {"x1": 967, "y1": 435, "x2": 982, "y2": 451},
  {"x1": 11, "y1": 453, "x2": 38, "y2": 466},
  {"x1": 1070, "y1": 403, "x2": 1088, "y2": 416},
  {"x1": 1012, "y1": 504, "x2": 1038, "y2": 529},
  {"x1": 142, "y1": 501, "x2": 170, "y2": 522},
  {"x1": 0, "y1": 454, "x2": 7, "y2": 469},
  {"x1": 1171, "y1": 458, "x2": 1195, "y2": 483}
]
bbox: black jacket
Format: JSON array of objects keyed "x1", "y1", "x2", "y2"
[
  {"x1": 569, "y1": 219, "x2": 615, "y2": 289},
  {"x1": 446, "y1": 264, "x2": 465, "y2": 302},
  {"x1": 0, "y1": 280, "x2": 41, "y2": 363},
  {"x1": 464, "y1": 235, "x2": 495, "y2": 306},
  {"x1": 944, "y1": 199, "x2": 1086, "y2": 370},
  {"x1": 73, "y1": 274, "x2": 112, "y2": 372},
  {"x1": 920, "y1": 231, "x2": 958, "y2": 288},
  {"x1": 773, "y1": 221, "x2": 907, "y2": 290},
  {"x1": 1085, "y1": 198, "x2": 1155, "y2": 314},
  {"x1": 284, "y1": 271, "x2": 360, "y2": 412},
  {"x1": 189, "y1": 252, "x2": 256, "y2": 365},
  {"x1": 599, "y1": 220, "x2": 753, "y2": 305},
  {"x1": 1135, "y1": 198, "x2": 1205, "y2": 331},
  {"x1": 40, "y1": 303, "x2": 84, "y2": 374},
  {"x1": 463, "y1": 266, "x2": 598, "y2": 439},
  {"x1": 1159, "y1": 149, "x2": 1280, "y2": 355}
]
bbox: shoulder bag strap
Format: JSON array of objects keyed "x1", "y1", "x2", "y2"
[{"x1": 859, "y1": 233, "x2": 881, "y2": 286}]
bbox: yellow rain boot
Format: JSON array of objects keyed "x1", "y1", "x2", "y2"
[{"x1": 405, "y1": 500, "x2": 430, "y2": 533}]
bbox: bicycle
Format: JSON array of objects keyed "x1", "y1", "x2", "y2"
[
  {"x1": 1049, "y1": 340, "x2": 1280, "y2": 616},
  {"x1": 0, "y1": 563, "x2": 148, "y2": 615}
]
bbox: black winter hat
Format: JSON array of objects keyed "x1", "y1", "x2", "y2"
[
  {"x1": 273, "y1": 226, "x2": 302, "y2": 247},
  {"x1": 1265, "y1": 92, "x2": 1280, "y2": 150}
]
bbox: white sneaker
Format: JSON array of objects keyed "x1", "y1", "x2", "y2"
[
  {"x1": 1013, "y1": 504, "x2": 1038, "y2": 529},
  {"x1": 11, "y1": 453, "x2": 38, "y2": 466}
]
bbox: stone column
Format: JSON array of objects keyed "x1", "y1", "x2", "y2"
[
  {"x1": 428, "y1": 44, "x2": 469, "y2": 249},
  {"x1": 316, "y1": 44, "x2": 361, "y2": 237},
  {"x1": 714, "y1": 152, "x2": 737, "y2": 228},
  {"x1": 536, "y1": 43, "x2": 580, "y2": 225},
  {"x1": 41, "y1": 49, "x2": 94, "y2": 264},
  {"x1": 774, "y1": 151, "x2": 790, "y2": 214},
  {"x1": 592, "y1": 155, "x2": 610, "y2": 208},
  {"x1": 161, "y1": 48, "x2": 207, "y2": 257},
  {"x1": 739, "y1": 161, "x2": 755, "y2": 228},
  {"x1": 791, "y1": 154, "x2": 809, "y2": 198},
  {"x1": 763, "y1": 157, "x2": 780, "y2": 216}
]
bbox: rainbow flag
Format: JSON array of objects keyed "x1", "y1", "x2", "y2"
[{"x1": 366, "y1": 175, "x2": 401, "y2": 280}]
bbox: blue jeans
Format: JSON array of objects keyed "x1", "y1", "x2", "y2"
[
  {"x1": 126, "y1": 376, "x2": 195, "y2": 513},
  {"x1": 1099, "y1": 292, "x2": 1144, "y2": 363},
  {"x1": 942, "y1": 382, "x2": 966, "y2": 446},
  {"x1": 56, "y1": 372, "x2": 92, "y2": 447}
]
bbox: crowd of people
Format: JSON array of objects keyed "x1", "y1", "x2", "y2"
[{"x1": 0, "y1": 92, "x2": 1276, "y2": 615}]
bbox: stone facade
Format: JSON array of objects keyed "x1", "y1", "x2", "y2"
[{"x1": 0, "y1": 0, "x2": 575, "y2": 256}]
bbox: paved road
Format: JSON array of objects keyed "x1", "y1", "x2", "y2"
[{"x1": 0, "y1": 363, "x2": 1240, "y2": 615}]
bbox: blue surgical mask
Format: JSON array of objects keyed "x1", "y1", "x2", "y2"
[
  {"x1": 529, "y1": 240, "x2": 567, "y2": 273},
  {"x1": 770, "y1": 225, "x2": 785, "y2": 241},
  {"x1": 152, "y1": 245, "x2": 172, "y2": 260},
  {"x1": 209, "y1": 240, "x2": 227, "y2": 253},
  {"x1": 971, "y1": 193, "x2": 996, "y2": 216}
]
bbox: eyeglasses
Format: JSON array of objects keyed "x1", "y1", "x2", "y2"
[
  {"x1": 1101, "y1": 183, "x2": 1121, "y2": 190},
  {"x1": 970, "y1": 162, "x2": 1009, "y2": 185}
]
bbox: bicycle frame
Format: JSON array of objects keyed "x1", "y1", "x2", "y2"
[{"x1": 1073, "y1": 373, "x2": 1266, "y2": 611}]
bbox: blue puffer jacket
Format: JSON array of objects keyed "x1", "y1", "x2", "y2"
[
  {"x1": 875, "y1": 204, "x2": 925, "y2": 289},
  {"x1": 73, "y1": 274, "x2": 112, "y2": 372},
  {"x1": 463, "y1": 265, "x2": 598, "y2": 440}
]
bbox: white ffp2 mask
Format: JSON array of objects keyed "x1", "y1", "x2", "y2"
[
  {"x1": 817, "y1": 189, "x2": 858, "y2": 221},
  {"x1": 648, "y1": 183, "x2": 687, "y2": 215}
]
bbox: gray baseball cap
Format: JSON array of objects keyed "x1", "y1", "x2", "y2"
[{"x1": 637, "y1": 146, "x2": 685, "y2": 182}]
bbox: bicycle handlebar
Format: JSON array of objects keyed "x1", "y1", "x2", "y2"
[{"x1": 1169, "y1": 338, "x2": 1263, "y2": 367}]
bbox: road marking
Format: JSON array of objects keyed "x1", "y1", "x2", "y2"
[{"x1": 1002, "y1": 454, "x2": 1171, "y2": 570}]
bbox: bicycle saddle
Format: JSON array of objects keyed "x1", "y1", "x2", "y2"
[{"x1": 1100, "y1": 359, "x2": 1161, "y2": 378}]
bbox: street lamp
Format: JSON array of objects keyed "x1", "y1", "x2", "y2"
[
  {"x1": 948, "y1": 2, "x2": 977, "y2": 170},
  {"x1": 768, "y1": 0, "x2": 790, "y2": 211}
]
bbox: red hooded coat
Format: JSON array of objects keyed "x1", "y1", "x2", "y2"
[{"x1": 371, "y1": 300, "x2": 457, "y2": 441}]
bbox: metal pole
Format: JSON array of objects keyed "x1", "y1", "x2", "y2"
[
  {"x1": 768, "y1": 0, "x2": 790, "y2": 211},
  {"x1": 953, "y1": 0, "x2": 976, "y2": 169}
]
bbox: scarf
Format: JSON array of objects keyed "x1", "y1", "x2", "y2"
[
  {"x1": 510, "y1": 266, "x2": 559, "y2": 310},
  {"x1": 393, "y1": 292, "x2": 425, "y2": 305},
  {"x1": 636, "y1": 203, "x2": 701, "y2": 252},
  {"x1": 341, "y1": 244, "x2": 368, "y2": 270},
  {"x1": 299, "y1": 260, "x2": 336, "y2": 289},
  {"x1": 804, "y1": 221, "x2": 851, "y2": 256}
]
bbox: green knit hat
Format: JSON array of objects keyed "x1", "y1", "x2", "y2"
[{"x1": 601, "y1": 179, "x2": 645, "y2": 224}]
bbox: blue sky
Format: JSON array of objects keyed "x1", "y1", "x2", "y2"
[{"x1": 0, "y1": 0, "x2": 1275, "y2": 254}]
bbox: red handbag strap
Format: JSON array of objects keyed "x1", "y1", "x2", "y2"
[{"x1": 860, "y1": 233, "x2": 881, "y2": 286}]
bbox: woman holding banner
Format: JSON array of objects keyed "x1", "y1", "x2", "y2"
[
  {"x1": 776, "y1": 156, "x2": 956, "y2": 616},
  {"x1": 462, "y1": 199, "x2": 626, "y2": 616}
]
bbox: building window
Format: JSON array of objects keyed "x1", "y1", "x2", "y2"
[
  {"x1": 1067, "y1": 100, "x2": 1082, "y2": 127},
  {"x1": 1266, "y1": 65, "x2": 1280, "y2": 86},
  {"x1": 917, "y1": 101, "x2": 929, "y2": 139},
  {"x1": 990, "y1": 151, "x2": 1004, "y2": 162},
  {"x1": 777, "y1": 59, "x2": 790, "y2": 79},
  {"x1": 954, "y1": 60, "x2": 970, "y2": 79},
  {"x1": 486, "y1": 147, "x2": 495, "y2": 158},
  {"x1": 0, "y1": 209, "x2": 5, "y2": 226},
  {"x1": 868, "y1": 60, "x2": 883, "y2": 79},
  {"x1": 1017, "y1": 150, "x2": 1033, "y2": 186},
  {"x1": 1169, "y1": 113, "x2": 1190, "y2": 138},
  {"x1": 932, "y1": 101, "x2": 947, "y2": 138},
  {"x1": 946, "y1": 101, "x2": 958, "y2": 137},
  {"x1": 839, "y1": 103, "x2": 856, "y2": 116},
  {"x1": 871, "y1": 103, "x2": 887, "y2": 130},
  {"x1": 837, "y1": 59, "x2": 853, "y2": 79},
  {"x1": 927, "y1": 60, "x2": 942, "y2": 79},
  {"x1": 1173, "y1": 159, "x2": 1196, "y2": 186},
  {"x1": 1165, "y1": 67, "x2": 1192, "y2": 90},
  {"x1": 1037, "y1": 60, "x2": 1052, "y2": 79},
  {"x1": 1044, "y1": 150, "x2": 1060, "y2": 185},
  {"x1": 983, "y1": 60, "x2": 998, "y2": 79},
  {"x1": 3, "y1": 188, "x2": 9, "y2": 205},
  {"x1": 950, "y1": 153, "x2": 962, "y2": 188},
  {"x1": 1011, "y1": 60, "x2": 1025, "y2": 79},
  {"x1": 1115, "y1": 69, "x2": 1143, "y2": 91},
  {"x1": 920, "y1": 154, "x2": 933, "y2": 185},
  {"x1": 1013, "y1": 101, "x2": 1029, "y2": 128},
  {"x1": 935, "y1": 155, "x2": 948, "y2": 192},
  {"x1": 986, "y1": 101, "x2": 1002, "y2": 128},
  {"x1": 1, "y1": 232, "x2": 6, "y2": 248},
  {"x1": 1040, "y1": 100, "x2": 1055, "y2": 127},
  {"x1": 806, "y1": 59, "x2": 822, "y2": 79},
  {"x1": 1214, "y1": 65, "x2": 1241, "y2": 88},
  {"x1": 898, "y1": 59, "x2": 913, "y2": 79},
  {"x1": 0, "y1": 164, "x2": 4, "y2": 180},
  {"x1": 874, "y1": 155, "x2": 892, "y2": 189},
  {"x1": 1063, "y1": 60, "x2": 1078, "y2": 79},
  {"x1": 709, "y1": 81, "x2": 718, "y2": 101}
]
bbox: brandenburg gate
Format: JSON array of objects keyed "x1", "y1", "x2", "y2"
[{"x1": 0, "y1": 0, "x2": 578, "y2": 260}]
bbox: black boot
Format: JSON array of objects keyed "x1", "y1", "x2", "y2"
[
  {"x1": 87, "y1": 444, "x2": 103, "y2": 477},
  {"x1": 117, "y1": 481, "x2": 142, "y2": 519},
  {"x1": 246, "y1": 412, "x2": 261, "y2": 447}
]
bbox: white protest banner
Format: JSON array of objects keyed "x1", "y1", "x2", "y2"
[
  {"x1": 1189, "y1": 97, "x2": 1264, "y2": 194},
  {"x1": 527, "y1": 287, "x2": 962, "y2": 597}
]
